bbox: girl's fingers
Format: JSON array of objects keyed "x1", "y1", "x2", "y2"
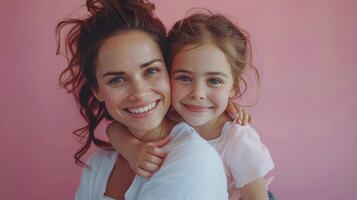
[
  {"x1": 136, "y1": 167, "x2": 152, "y2": 178},
  {"x1": 237, "y1": 109, "x2": 244, "y2": 124},
  {"x1": 144, "y1": 154, "x2": 163, "y2": 165},
  {"x1": 151, "y1": 135, "x2": 170, "y2": 148},
  {"x1": 227, "y1": 111, "x2": 237, "y2": 120},
  {"x1": 243, "y1": 109, "x2": 250, "y2": 125},
  {"x1": 240, "y1": 109, "x2": 247, "y2": 125},
  {"x1": 147, "y1": 145, "x2": 166, "y2": 158},
  {"x1": 226, "y1": 101, "x2": 238, "y2": 114},
  {"x1": 140, "y1": 161, "x2": 160, "y2": 173},
  {"x1": 242, "y1": 109, "x2": 253, "y2": 125}
]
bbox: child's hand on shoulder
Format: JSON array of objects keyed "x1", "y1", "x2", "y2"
[
  {"x1": 129, "y1": 135, "x2": 170, "y2": 177},
  {"x1": 226, "y1": 101, "x2": 253, "y2": 125},
  {"x1": 106, "y1": 122, "x2": 170, "y2": 177}
]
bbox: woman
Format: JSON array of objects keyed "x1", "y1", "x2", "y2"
[{"x1": 56, "y1": 0, "x2": 228, "y2": 199}]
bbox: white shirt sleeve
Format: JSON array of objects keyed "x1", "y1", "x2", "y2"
[
  {"x1": 226, "y1": 125, "x2": 274, "y2": 188},
  {"x1": 136, "y1": 132, "x2": 228, "y2": 200},
  {"x1": 75, "y1": 150, "x2": 115, "y2": 200},
  {"x1": 75, "y1": 157, "x2": 96, "y2": 200}
]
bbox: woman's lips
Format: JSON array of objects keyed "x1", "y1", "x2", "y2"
[{"x1": 125, "y1": 99, "x2": 161, "y2": 118}]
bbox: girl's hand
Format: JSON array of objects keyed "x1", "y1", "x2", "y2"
[
  {"x1": 128, "y1": 136, "x2": 170, "y2": 177},
  {"x1": 226, "y1": 101, "x2": 253, "y2": 125}
]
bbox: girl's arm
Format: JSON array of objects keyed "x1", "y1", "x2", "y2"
[
  {"x1": 106, "y1": 122, "x2": 169, "y2": 177},
  {"x1": 240, "y1": 177, "x2": 269, "y2": 200}
]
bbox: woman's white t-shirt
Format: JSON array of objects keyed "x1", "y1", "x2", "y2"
[{"x1": 75, "y1": 122, "x2": 228, "y2": 200}]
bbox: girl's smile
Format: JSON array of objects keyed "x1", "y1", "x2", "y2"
[{"x1": 171, "y1": 43, "x2": 236, "y2": 128}]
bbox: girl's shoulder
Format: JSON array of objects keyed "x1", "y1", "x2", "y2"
[
  {"x1": 220, "y1": 122, "x2": 275, "y2": 188},
  {"x1": 221, "y1": 121, "x2": 262, "y2": 145},
  {"x1": 219, "y1": 121, "x2": 272, "y2": 163}
]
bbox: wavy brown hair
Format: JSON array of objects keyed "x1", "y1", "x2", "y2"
[
  {"x1": 55, "y1": 0, "x2": 167, "y2": 166},
  {"x1": 167, "y1": 12, "x2": 260, "y2": 103}
]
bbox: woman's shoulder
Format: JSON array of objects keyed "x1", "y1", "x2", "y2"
[
  {"x1": 169, "y1": 122, "x2": 203, "y2": 142},
  {"x1": 85, "y1": 149, "x2": 117, "y2": 171}
]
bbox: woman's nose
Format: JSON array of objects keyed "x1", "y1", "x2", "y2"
[{"x1": 128, "y1": 79, "x2": 151, "y2": 101}]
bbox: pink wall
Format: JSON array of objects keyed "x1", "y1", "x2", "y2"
[{"x1": 1, "y1": 0, "x2": 356, "y2": 199}]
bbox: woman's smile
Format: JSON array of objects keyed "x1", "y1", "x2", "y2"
[{"x1": 93, "y1": 31, "x2": 171, "y2": 137}]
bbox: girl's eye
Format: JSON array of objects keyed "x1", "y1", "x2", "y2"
[
  {"x1": 146, "y1": 67, "x2": 161, "y2": 76},
  {"x1": 108, "y1": 77, "x2": 126, "y2": 85},
  {"x1": 176, "y1": 75, "x2": 192, "y2": 82},
  {"x1": 208, "y1": 78, "x2": 223, "y2": 86}
]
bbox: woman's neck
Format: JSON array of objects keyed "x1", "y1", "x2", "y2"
[
  {"x1": 194, "y1": 113, "x2": 230, "y2": 140},
  {"x1": 135, "y1": 117, "x2": 175, "y2": 142}
]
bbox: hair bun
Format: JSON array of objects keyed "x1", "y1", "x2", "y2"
[{"x1": 86, "y1": 0, "x2": 155, "y2": 15}]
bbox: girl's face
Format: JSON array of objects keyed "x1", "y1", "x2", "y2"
[
  {"x1": 93, "y1": 31, "x2": 171, "y2": 138},
  {"x1": 171, "y1": 43, "x2": 235, "y2": 127}
]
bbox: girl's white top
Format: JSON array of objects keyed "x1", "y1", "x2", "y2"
[{"x1": 208, "y1": 121, "x2": 275, "y2": 200}]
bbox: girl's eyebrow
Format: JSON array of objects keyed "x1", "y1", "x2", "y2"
[
  {"x1": 172, "y1": 69, "x2": 228, "y2": 78},
  {"x1": 102, "y1": 59, "x2": 163, "y2": 78},
  {"x1": 205, "y1": 72, "x2": 228, "y2": 78},
  {"x1": 171, "y1": 69, "x2": 192, "y2": 74}
]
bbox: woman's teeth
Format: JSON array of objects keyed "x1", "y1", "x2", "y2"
[{"x1": 128, "y1": 102, "x2": 157, "y2": 114}]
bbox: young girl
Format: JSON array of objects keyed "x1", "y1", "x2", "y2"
[{"x1": 108, "y1": 12, "x2": 274, "y2": 200}]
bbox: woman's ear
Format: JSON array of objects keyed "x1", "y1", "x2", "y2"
[{"x1": 92, "y1": 87, "x2": 104, "y2": 102}]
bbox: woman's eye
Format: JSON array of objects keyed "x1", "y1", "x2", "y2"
[
  {"x1": 208, "y1": 78, "x2": 223, "y2": 85},
  {"x1": 108, "y1": 77, "x2": 125, "y2": 85},
  {"x1": 146, "y1": 67, "x2": 160, "y2": 76},
  {"x1": 176, "y1": 75, "x2": 192, "y2": 82}
]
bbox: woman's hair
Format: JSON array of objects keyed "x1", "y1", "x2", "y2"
[
  {"x1": 55, "y1": 0, "x2": 167, "y2": 166},
  {"x1": 167, "y1": 12, "x2": 260, "y2": 101}
]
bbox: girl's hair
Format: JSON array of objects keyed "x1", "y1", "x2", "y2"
[
  {"x1": 55, "y1": 0, "x2": 167, "y2": 166},
  {"x1": 167, "y1": 12, "x2": 260, "y2": 101}
]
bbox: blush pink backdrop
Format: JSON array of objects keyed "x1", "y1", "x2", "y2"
[{"x1": 1, "y1": 0, "x2": 356, "y2": 199}]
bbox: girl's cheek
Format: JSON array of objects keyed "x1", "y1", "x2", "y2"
[{"x1": 170, "y1": 82, "x2": 179, "y2": 99}]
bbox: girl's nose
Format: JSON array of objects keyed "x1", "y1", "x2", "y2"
[{"x1": 188, "y1": 83, "x2": 206, "y2": 100}]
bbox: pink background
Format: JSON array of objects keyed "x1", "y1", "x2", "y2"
[{"x1": 1, "y1": 0, "x2": 356, "y2": 199}]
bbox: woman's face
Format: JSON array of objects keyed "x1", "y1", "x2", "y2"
[{"x1": 93, "y1": 31, "x2": 171, "y2": 138}]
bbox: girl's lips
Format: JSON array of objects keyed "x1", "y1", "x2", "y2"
[{"x1": 182, "y1": 103, "x2": 211, "y2": 112}]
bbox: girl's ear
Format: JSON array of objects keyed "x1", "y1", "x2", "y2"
[
  {"x1": 92, "y1": 88, "x2": 104, "y2": 102},
  {"x1": 230, "y1": 81, "x2": 239, "y2": 98},
  {"x1": 229, "y1": 89, "x2": 236, "y2": 98}
]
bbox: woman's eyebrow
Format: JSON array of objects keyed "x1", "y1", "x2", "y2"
[
  {"x1": 102, "y1": 59, "x2": 163, "y2": 78},
  {"x1": 140, "y1": 59, "x2": 163, "y2": 68},
  {"x1": 102, "y1": 71, "x2": 125, "y2": 78}
]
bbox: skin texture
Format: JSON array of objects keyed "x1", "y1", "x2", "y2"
[
  {"x1": 171, "y1": 43, "x2": 268, "y2": 200},
  {"x1": 171, "y1": 43, "x2": 236, "y2": 140},
  {"x1": 93, "y1": 31, "x2": 171, "y2": 141},
  {"x1": 92, "y1": 31, "x2": 175, "y2": 199},
  {"x1": 106, "y1": 42, "x2": 253, "y2": 177}
]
